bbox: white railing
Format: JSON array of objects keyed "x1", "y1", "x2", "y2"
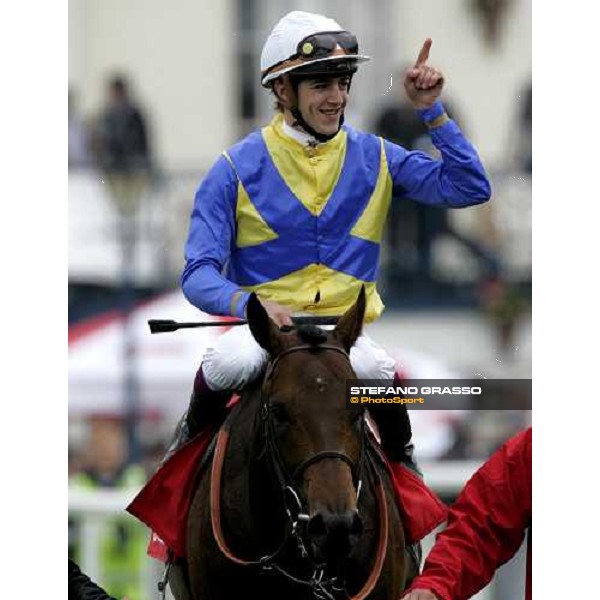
[
  {"x1": 68, "y1": 461, "x2": 482, "y2": 597},
  {"x1": 69, "y1": 459, "x2": 525, "y2": 600},
  {"x1": 69, "y1": 487, "x2": 142, "y2": 586}
]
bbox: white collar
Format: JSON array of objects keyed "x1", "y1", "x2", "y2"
[{"x1": 282, "y1": 118, "x2": 319, "y2": 147}]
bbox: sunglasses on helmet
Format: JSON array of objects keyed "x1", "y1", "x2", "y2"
[{"x1": 295, "y1": 31, "x2": 359, "y2": 61}]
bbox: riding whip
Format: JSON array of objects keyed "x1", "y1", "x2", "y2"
[{"x1": 148, "y1": 316, "x2": 340, "y2": 334}]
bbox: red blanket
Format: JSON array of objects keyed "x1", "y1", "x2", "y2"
[
  {"x1": 127, "y1": 429, "x2": 215, "y2": 560},
  {"x1": 127, "y1": 431, "x2": 447, "y2": 561}
]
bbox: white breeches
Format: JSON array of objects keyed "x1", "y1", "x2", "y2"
[{"x1": 201, "y1": 325, "x2": 396, "y2": 391}]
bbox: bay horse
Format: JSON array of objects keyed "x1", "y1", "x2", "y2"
[{"x1": 171, "y1": 288, "x2": 413, "y2": 599}]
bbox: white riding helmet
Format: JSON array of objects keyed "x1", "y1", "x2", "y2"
[{"x1": 260, "y1": 11, "x2": 371, "y2": 88}]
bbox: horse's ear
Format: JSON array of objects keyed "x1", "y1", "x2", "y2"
[
  {"x1": 332, "y1": 286, "x2": 366, "y2": 352},
  {"x1": 246, "y1": 292, "x2": 284, "y2": 355}
]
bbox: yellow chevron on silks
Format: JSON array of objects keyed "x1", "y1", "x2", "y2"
[
  {"x1": 262, "y1": 114, "x2": 347, "y2": 217},
  {"x1": 241, "y1": 263, "x2": 385, "y2": 323},
  {"x1": 351, "y1": 138, "x2": 393, "y2": 243},
  {"x1": 234, "y1": 179, "x2": 279, "y2": 248}
]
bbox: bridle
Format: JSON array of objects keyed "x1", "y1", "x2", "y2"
[
  {"x1": 209, "y1": 343, "x2": 389, "y2": 599},
  {"x1": 261, "y1": 344, "x2": 366, "y2": 524}
]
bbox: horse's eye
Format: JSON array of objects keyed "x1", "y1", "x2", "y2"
[{"x1": 271, "y1": 403, "x2": 290, "y2": 424}]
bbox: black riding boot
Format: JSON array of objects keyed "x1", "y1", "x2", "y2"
[
  {"x1": 368, "y1": 401, "x2": 421, "y2": 474},
  {"x1": 368, "y1": 402, "x2": 423, "y2": 576},
  {"x1": 162, "y1": 367, "x2": 232, "y2": 464}
]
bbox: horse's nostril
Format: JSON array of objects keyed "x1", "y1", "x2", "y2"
[
  {"x1": 307, "y1": 510, "x2": 363, "y2": 541},
  {"x1": 307, "y1": 510, "x2": 363, "y2": 562},
  {"x1": 307, "y1": 513, "x2": 327, "y2": 539}
]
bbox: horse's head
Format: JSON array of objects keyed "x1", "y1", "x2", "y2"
[{"x1": 246, "y1": 288, "x2": 367, "y2": 565}]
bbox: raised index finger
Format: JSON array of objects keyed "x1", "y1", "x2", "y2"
[{"x1": 415, "y1": 38, "x2": 432, "y2": 66}]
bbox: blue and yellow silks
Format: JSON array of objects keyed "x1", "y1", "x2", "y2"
[
  {"x1": 223, "y1": 114, "x2": 391, "y2": 322},
  {"x1": 181, "y1": 105, "x2": 491, "y2": 321}
]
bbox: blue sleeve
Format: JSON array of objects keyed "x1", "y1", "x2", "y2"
[
  {"x1": 384, "y1": 101, "x2": 492, "y2": 207},
  {"x1": 180, "y1": 155, "x2": 251, "y2": 318}
]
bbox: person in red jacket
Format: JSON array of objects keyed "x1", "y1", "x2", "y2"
[{"x1": 402, "y1": 427, "x2": 532, "y2": 600}]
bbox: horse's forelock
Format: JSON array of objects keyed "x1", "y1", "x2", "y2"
[
  {"x1": 296, "y1": 324, "x2": 329, "y2": 347},
  {"x1": 272, "y1": 329, "x2": 354, "y2": 389}
]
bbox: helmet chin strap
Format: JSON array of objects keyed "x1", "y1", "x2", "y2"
[{"x1": 290, "y1": 107, "x2": 344, "y2": 143}]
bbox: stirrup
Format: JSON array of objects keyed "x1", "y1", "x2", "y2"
[{"x1": 158, "y1": 558, "x2": 172, "y2": 600}]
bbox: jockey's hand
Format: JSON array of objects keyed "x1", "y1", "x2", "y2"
[
  {"x1": 258, "y1": 298, "x2": 294, "y2": 328},
  {"x1": 401, "y1": 589, "x2": 440, "y2": 600},
  {"x1": 404, "y1": 38, "x2": 444, "y2": 109}
]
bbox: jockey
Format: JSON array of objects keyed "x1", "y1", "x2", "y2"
[{"x1": 171, "y1": 10, "x2": 491, "y2": 479}]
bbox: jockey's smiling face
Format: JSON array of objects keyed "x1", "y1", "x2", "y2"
[{"x1": 296, "y1": 75, "x2": 350, "y2": 136}]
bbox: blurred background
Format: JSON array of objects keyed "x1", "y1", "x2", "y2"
[{"x1": 68, "y1": 1, "x2": 531, "y2": 598}]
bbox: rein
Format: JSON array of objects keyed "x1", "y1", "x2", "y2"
[{"x1": 209, "y1": 343, "x2": 389, "y2": 599}]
